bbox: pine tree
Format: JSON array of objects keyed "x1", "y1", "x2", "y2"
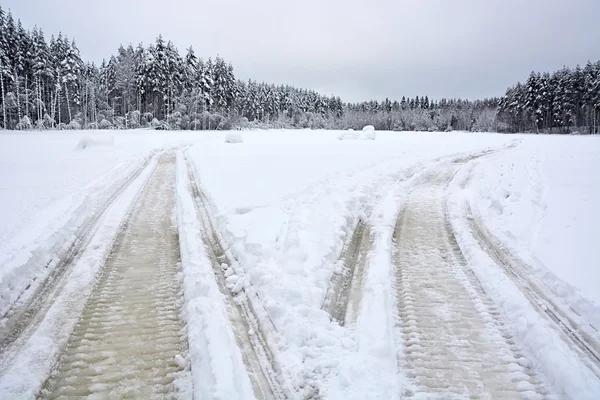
[{"x1": 0, "y1": 6, "x2": 9, "y2": 128}]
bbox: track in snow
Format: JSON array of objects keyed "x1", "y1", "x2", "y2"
[
  {"x1": 393, "y1": 158, "x2": 546, "y2": 398},
  {"x1": 322, "y1": 219, "x2": 371, "y2": 326},
  {"x1": 465, "y1": 202, "x2": 600, "y2": 379},
  {"x1": 41, "y1": 156, "x2": 189, "y2": 398},
  {"x1": 185, "y1": 157, "x2": 286, "y2": 400},
  {"x1": 0, "y1": 157, "x2": 153, "y2": 353}
]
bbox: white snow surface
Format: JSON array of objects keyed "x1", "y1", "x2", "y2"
[
  {"x1": 0, "y1": 131, "x2": 207, "y2": 318},
  {"x1": 185, "y1": 130, "x2": 517, "y2": 396},
  {"x1": 447, "y1": 136, "x2": 600, "y2": 398},
  {"x1": 0, "y1": 154, "x2": 157, "y2": 397},
  {"x1": 225, "y1": 132, "x2": 244, "y2": 143},
  {"x1": 461, "y1": 136, "x2": 600, "y2": 325},
  {"x1": 1, "y1": 129, "x2": 598, "y2": 398},
  {"x1": 174, "y1": 151, "x2": 255, "y2": 399}
]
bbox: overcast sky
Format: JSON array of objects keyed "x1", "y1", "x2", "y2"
[{"x1": 3, "y1": 0, "x2": 600, "y2": 102}]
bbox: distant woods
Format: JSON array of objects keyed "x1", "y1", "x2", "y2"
[{"x1": 0, "y1": 6, "x2": 598, "y2": 133}]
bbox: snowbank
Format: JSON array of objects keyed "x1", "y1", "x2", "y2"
[
  {"x1": 225, "y1": 132, "x2": 243, "y2": 143},
  {"x1": 174, "y1": 152, "x2": 254, "y2": 399}
]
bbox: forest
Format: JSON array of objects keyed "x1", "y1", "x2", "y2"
[{"x1": 0, "y1": 7, "x2": 598, "y2": 133}]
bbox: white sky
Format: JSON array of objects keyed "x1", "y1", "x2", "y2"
[{"x1": 4, "y1": 0, "x2": 600, "y2": 102}]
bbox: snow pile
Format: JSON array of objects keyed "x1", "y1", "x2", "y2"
[
  {"x1": 338, "y1": 129, "x2": 360, "y2": 140},
  {"x1": 224, "y1": 132, "x2": 243, "y2": 144},
  {"x1": 362, "y1": 125, "x2": 376, "y2": 140},
  {"x1": 174, "y1": 152, "x2": 254, "y2": 399},
  {"x1": 74, "y1": 135, "x2": 114, "y2": 150}
]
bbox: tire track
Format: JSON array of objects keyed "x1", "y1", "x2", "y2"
[
  {"x1": 322, "y1": 219, "x2": 371, "y2": 326},
  {"x1": 184, "y1": 157, "x2": 286, "y2": 400},
  {"x1": 465, "y1": 202, "x2": 600, "y2": 379},
  {"x1": 40, "y1": 155, "x2": 189, "y2": 399},
  {"x1": 393, "y1": 159, "x2": 546, "y2": 398},
  {"x1": 0, "y1": 156, "x2": 155, "y2": 354}
]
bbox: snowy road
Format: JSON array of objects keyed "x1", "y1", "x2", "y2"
[
  {"x1": 393, "y1": 158, "x2": 546, "y2": 398},
  {"x1": 42, "y1": 155, "x2": 189, "y2": 398}
]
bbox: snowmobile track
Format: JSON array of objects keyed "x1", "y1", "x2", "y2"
[
  {"x1": 465, "y1": 202, "x2": 600, "y2": 379},
  {"x1": 0, "y1": 155, "x2": 155, "y2": 354},
  {"x1": 322, "y1": 219, "x2": 371, "y2": 326},
  {"x1": 184, "y1": 157, "x2": 287, "y2": 400},
  {"x1": 40, "y1": 155, "x2": 189, "y2": 398},
  {"x1": 393, "y1": 157, "x2": 546, "y2": 398}
]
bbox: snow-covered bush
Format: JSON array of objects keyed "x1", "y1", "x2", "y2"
[
  {"x1": 128, "y1": 110, "x2": 141, "y2": 129},
  {"x1": 225, "y1": 132, "x2": 243, "y2": 143},
  {"x1": 67, "y1": 120, "x2": 81, "y2": 130},
  {"x1": 114, "y1": 116, "x2": 126, "y2": 129},
  {"x1": 41, "y1": 114, "x2": 52, "y2": 128},
  {"x1": 151, "y1": 118, "x2": 170, "y2": 130},
  {"x1": 16, "y1": 116, "x2": 32, "y2": 130},
  {"x1": 99, "y1": 119, "x2": 113, "y2": 129}
]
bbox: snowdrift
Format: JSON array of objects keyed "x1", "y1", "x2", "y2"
[
  {"x1": 75, "y1": 135, "x2": 115, "y2": 150},
  {"x1": 362, "y1": 125, "x2": 376, "y2": 140},
  {"x1": 338, "y1": 129, "x2": 360, "y2": 140},
  {"x1": 225, "y1": 132, "x2": 243, "y2": 143}
]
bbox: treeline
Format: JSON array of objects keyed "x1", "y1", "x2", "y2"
[
  {"x1": 0, "y1": 6, "x2": 597, "y2": 133},
  {"x1": 498, "y1": 63, "x2": 600, "y2": 134}
]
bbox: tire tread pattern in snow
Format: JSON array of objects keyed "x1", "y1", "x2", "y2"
[
  {"x1": 466, "y1": 202, "x2": 600, "y2": 379},
  {"x1": 393, "y1": 158, "x2": 546, "y2": 399},
  {"x1": 185, "y1": 157, "x2": 287, "y2": 400},
  {"x1": 0, "y1": 156, "x2": 154, "y2": 355},
  {"x1": 322, "y1": 219, "x2": 371, "y2": 326},
  {"x1": 40, "y1": 156, "x2": 189, "y2": 399}
]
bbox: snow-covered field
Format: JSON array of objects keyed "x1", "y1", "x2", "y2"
[{"x1": 0, "y1": 129, "x2": 598, "y2": 398}]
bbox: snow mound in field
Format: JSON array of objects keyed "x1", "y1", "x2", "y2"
[
  {"x1": 225, "y1": 132, "x2": 243, "y2": 144},
  {"x1": 75, "y1": 136, "x2": 114, "y2": 150},
  {"x1": 338, "y1": 129, "x2": 360, "y2": 140},
  {"x1": 362, "y1": 125, "x2": 376, "y2": 140}
]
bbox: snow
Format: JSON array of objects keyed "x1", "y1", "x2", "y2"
[
  {"x1": 338, "y1": 130, "x2": 360, "y2": 140},
  {"x1": 460, "y1": 136, "x2": 600, "y2": 325},
  {"x1": 185, "y1": 129, "x2": 515, "y2": 396},
  {"x1": 362, "y1": 125, "x2": 376, "y2": 140},
  {"x1": 0, "y1": 154, "x2": 157, "y2": 398},
  {"x1": 74, "y1": 134, "x2": 114, "y2": 150},
  {"x1": 174, "y1": 151, "x2": 254, "y2": 399},
  {"x1": 0, "y1": 131, "x2": 209, "y2": 319},
  {"x1": 447, "y1": 135, "x2": 600, "y2": 397},
  {"x1": 1, "y1": 129, "x2": 598, "y2": 398},
  {"x1": 225, "y1": 132, "x2": 243, "y2": 144}
]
